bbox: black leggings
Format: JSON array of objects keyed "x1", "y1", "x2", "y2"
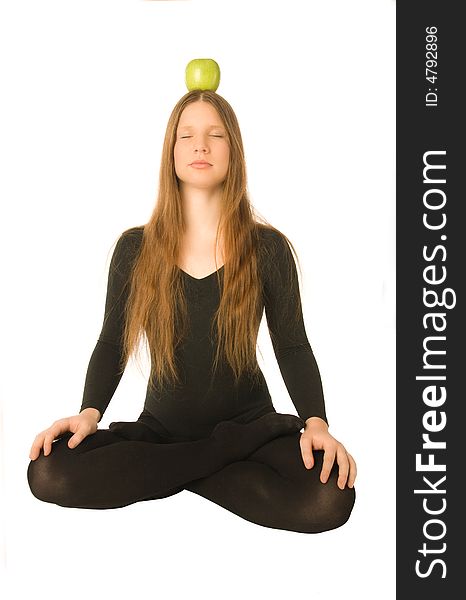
[{"x1": 27, "y1": 412, "x2": 355, "y2": 534}]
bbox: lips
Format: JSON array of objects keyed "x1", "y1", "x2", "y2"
[{"x1": 190, "y1": 161, "x2": 212, "y2": 169}]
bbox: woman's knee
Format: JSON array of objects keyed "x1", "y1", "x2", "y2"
[
  {"x1": 27, "y1": 434, "x2": 75, "y2": 506},
  {"x1": 294, "y1": 484, "x2": 356, "y2": 533},
  {"x1": 319, "y1": 481, "x2": 356, "y2": 532},
  {"x1": 293, "y1": 454, "x2": 356, "y2": 533}
]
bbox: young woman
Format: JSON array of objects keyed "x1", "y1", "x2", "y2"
[{"x1": 27, "y1": 90, "x2": 357, "y2": 533}]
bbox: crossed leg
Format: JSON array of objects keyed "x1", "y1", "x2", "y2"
[
  {"x1": 26, "y1": 413, "x2": 303, "y2": 510},
  {"x1": 184, "y1": 432, "x2": 356, "y2": 533},
  {"x1": 27, "y1": 416, "x2": 355, "y2": 533}
]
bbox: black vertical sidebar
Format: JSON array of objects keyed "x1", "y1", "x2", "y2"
[{"x1": 397, "y1": 2, "x2": 463, "y2": 597}]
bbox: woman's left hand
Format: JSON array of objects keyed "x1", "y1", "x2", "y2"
[{"x1": 300, "y1": 417, "x2": 357, "y2": 490}]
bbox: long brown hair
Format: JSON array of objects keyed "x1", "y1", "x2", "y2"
[{"x1": 119, "y1": 89, "x2": 303, "y2": 392}]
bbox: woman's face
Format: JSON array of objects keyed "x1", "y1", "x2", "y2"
[{"x1": 174, "y1": 100, "x2": 230, "y2": 191}]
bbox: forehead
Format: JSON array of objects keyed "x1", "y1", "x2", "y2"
[{"x1": 177, "y1": 101, "x2": 224, "y2": 128}]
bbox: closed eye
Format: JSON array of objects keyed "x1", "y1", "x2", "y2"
[{"x1": 178, "y1": 135, "x2": 224, "y2": 139}]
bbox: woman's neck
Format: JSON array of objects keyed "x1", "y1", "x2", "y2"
[{"x1": 180, "y1": 186, "x2": 223, "y2": 238}]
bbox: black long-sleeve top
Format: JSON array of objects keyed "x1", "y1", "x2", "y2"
[{"x1": 79, "y1": 225, "x2": 327, "y2": 440}]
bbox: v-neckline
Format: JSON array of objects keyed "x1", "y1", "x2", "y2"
[{"x1": 178, "y1": 264, "x2": 225, "y2": 282}]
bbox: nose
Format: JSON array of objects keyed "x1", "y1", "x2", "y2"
[{"x1": 193, "y1": 134, "x2": 209, "y2": 154}]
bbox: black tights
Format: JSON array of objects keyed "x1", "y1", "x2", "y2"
[{"x1": 27, "y1": 412, "x2": 355, "y2": 534}]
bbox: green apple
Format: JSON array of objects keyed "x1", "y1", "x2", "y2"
[{"x1": 185, "y1": 58, "x2": 221, "y2": 91}]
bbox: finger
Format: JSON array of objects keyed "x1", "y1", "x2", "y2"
[
  {"x1": 68, "y1": 430, "x2": 87, "y2": 449},
  {"x1": 300, "y1": 436, "x2": 315, "y2": 469},
  {"x1": 43, "y1": 422, "x2": 65, "y2": 456},
  {"x1": 43, "y1": 432, "x2": 56, "y2": 457},
  {"x1": 336, "y1": 447, "x2": 350, "y2": 490},
  {"x1": 347, "y1": 453, "x2": 357, "y2": 488},
  {"x1": 303, "y1": 449, "x2": 314, "y2": 470},
  {"x1": 69, "y1": 419, "x2": 97, "y2": 449},
  {"x1": 320, "y1": 447, "x2": 336, "y2": 484},
  {"x1": 29, "y1": 432, "x2": 46, "y2": 461}
]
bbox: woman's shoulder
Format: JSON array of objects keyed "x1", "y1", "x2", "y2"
[
  {"x1": 116, "y1": 225, "x2": 145, "y2": 249},
  {"x1": 253, "y1": 224, "x2": 296, "y2": 287},
  {"x1": 255, "y1": 223, "x2": 292, "y2": 260},
  {"x1": 110, "y1": 225, "x2": 145, "y2": 267},
  {"x1": 119, "y1": 224, "x2": 145, "y2": 241}
]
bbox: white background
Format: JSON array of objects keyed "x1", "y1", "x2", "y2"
[{"x1": 0, "y1": 1, "x2": 395, "y2": 598}]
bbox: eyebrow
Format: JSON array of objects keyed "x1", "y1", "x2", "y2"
[{"x1": 177, "y1": 124, "x2": 225, "y2": 130}]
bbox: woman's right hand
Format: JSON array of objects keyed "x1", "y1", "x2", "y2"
[{"x1": 29, "y1": 408, "x2": 101, "y2": 461}]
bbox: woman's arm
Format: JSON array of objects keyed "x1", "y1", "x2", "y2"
[
  {"x1": 263, "y1": 230, "x2": 356, "y2": 488},
  {"x1": 78, "y1": 340, "x2": 125, "y2": 422},
  {"x1": 78, "y1": 228, "x2": 143, "y2": 422},
  {"x1": 263, "y1": 231, "x2": 328, "y2": 425}
]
